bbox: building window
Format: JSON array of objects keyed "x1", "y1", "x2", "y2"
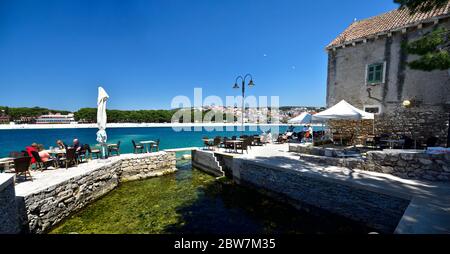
[
  {"x1": 364, "y1": 105, "x2": 381, "y2": 114},
  {"x1": 366, "y1": 63, "x2": 385, "y2": 84}
]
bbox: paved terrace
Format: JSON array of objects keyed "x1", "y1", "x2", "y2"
[
  {"x1": 13, "y1": 152, "x2": 172, "y2": 197},
  {"x1": 212, "y1": 144, "x2": 450, "y2": 234}
]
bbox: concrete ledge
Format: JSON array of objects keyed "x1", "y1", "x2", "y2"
[{"x1": 0, "y1": 174, "x2": 19, "y2": 234}]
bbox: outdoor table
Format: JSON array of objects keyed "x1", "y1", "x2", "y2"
[
  {"x1": 0, "y1": 157, "x2": 14, "y2": 172},
  {"x1": 44, "y1": 149, "x2": 66, "y2": 155},
  {"x1": 140, "y1": 140, "x2": 156, "y2": 153},
  {"x1": 225, "y1": 140, "x2": 243, "y2": 153}
]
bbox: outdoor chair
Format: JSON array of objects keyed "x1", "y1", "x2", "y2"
[
  {"x1": 60, "y1": 148, "x2": 78, "y2": 169},
  {"x1": 211, "y1": 136, "x2": 221, "y2": 151},
  {"x1": 88, "y1": 145, "x2": 101, "y2": 159},
  {"x1": 132, "y1": 140, "x2": 144, "y2": 154},
  {"x1": 31, "y1": 151, "x2": 56, "y2": 171},
  {"x1": 150, "y1": 139, "x2": 160, "y2": 152},
  {"x1": 109, "y1": 141, "x2": 121, "y2": 156},
  {"x1": 77, "y1": 144, "x2": 89, "y2": 163},
  {"x1": 236, "y1": 137, "x2": 251, "y2": 154},
  {"x1": 222, "y1": 137, "x2": 233, "y2": 152},
  {"x1": 13, "y1": 156, "x2": 33, "y2": 181}
]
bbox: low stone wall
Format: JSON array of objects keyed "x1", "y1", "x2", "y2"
[
  {"x1": 365, "y1": 150, "x2": 450, "y2": 181},
  {"x1": 289, "y1": 144, "x2": 338, "y2": 157},
  {"x1": 15, "y1": 151, "x2": 177, "y2": 234},
  {"x1": 232, "y1": 159, "x2": 410, "y2": 233},
  {"x1": 120, "y1": 152, "x2": 177, "y2": 181},
  {"x1": 299, "y1": 153, "x2": 366, "y2": 170},
  {"x1": 0, "y1": 174, "x2": 20, "y2": 234},
  {"x1": 18, "y1": 162, "x2": 121, "y2": 234},
  {"x1": 290, "y1": 144, "x2": 450, "y2": 182}
]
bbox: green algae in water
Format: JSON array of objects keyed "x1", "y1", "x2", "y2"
[{"x1": 50, "y1": 161, "x2": 371, "y2": 234}]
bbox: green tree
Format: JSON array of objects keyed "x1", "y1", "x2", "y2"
[{"x1": 395, "y1": 0, "x2": 450, "y2": 70}]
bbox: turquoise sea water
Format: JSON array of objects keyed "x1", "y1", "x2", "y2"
[{"x1": 0, "y1": 125, "x2": 322, "y2": 157}]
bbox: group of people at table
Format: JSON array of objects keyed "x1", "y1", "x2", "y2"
[{"x1": 24, "y1": 138, "x2": 84, "y2": 165}]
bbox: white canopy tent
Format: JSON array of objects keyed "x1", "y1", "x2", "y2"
[
  {"x1": 312, "y1": 100, "x2": 374, "y2": 121},
  {"x1": 288, "y1": 112, "x2": 312, "y2": 124},
  {"x1": 312, "y1": 100, "x2": 375, "y2": 145}
]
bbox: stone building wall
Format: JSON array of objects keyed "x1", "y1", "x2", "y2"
[
  {"x1": 0, "y1": 175, "x2": 20, "y2": 234},
  {"x1": 16, "y1": 152, "x2": 177, "y2": 234},
  {"x1": 326, "y1": 19, "x2": 450, "y2": 145}
]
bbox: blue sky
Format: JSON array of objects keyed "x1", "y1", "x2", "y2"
[{"x1": 0, "y1": 0, "x2": 398, "y2": 111}]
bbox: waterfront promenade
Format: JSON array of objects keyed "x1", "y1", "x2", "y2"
[
  {"x1": 196, "y1": 144, "x2": 450, "y2": 234},
  {"x1": 2, "y1": 144, "x2": 450, "y2": 234}
]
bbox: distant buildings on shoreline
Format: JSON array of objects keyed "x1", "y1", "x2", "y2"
[
  {"x1": 0, "y1": 106, "x2": 323, "y2": 125},
  {"x1": 35, "y1": 113, "x2": 76, "y2": 124}
]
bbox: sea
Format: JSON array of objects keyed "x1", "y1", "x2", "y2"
[{"x1": 0, "y1": 125, "x2": 323, "y2": 157}]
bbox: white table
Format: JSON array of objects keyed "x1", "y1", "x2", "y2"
[
  {"x1": 0, "y1": 157, "x2": 14, "y2": 172},
  {"x1": 140, "y1": 140, "x2": 156, "y2": 153}
]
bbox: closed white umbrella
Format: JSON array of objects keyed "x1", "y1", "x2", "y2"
[{"x1": 96, "y1": 87, "x2": 109, "y2": 158}]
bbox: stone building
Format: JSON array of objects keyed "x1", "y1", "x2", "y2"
[
  {"x1": 326, "y1": 3, "x2": 450, "y2": 145},
  {"x1": 0, "y1": 111, "x2": 10, "y2": 124}
]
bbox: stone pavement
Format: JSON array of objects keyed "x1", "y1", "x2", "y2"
[{"x1": 221, "y1": 143, "x2": 450, "y2": 234}]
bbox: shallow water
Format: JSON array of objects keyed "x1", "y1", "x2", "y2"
[{"x1": 49, "y1": 161, "x2": 371, "y2": 234}]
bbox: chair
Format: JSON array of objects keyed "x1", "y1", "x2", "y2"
[
  {"x1": 109, "y1": 141, "x2": 121, "y2": 156},
  {"x1": 31, "y1": 151, "x2": 56, "y2": 171},
  {"x1": 132, "y1": 140, "x2": 144, "y2": 154},
  {"x1": 211, "y1": 136, "x2": 221, "y2": 151},
  {"x1": 60, "y1": 148, "x2": 78, "y2": 169},
  {"x1": 88, "y1": 145, "x2": 101, "y2": 159},
  {"x1": 236, "y1": 137, "x2": 251, "y2": 154},
  {"x1": 150, "y1": 139, "x2": 160, "y2": 152},
  {"x1": 78, "y1": 144, "x2": 89, "y2": 163},
  {"x1": 13, "y1": 157, "x2": 33, "y2": 181}
]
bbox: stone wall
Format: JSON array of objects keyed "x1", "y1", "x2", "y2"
[
  {"x1": 232, "y1": 159, "x2": 410, "y2": 233},
  {"x1": 120, "y1": 152, "x2": 177, "y2": 181},
  {"x1": 290, "y1": 144, "x2": 450, "y2": 182},
  {"x1": 16, "y1": 152, "x2": 177, "y2": 234},
  {"x1": 19, "y1": 162, "x2": 121, "y2": 234},
  {"x1": 0, "y1": 175, "x2": 20, "y2": 234},
  {"x1": 365, "y1": 150, "x2": 450, "y2": 181}
]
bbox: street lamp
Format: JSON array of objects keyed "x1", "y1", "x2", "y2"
[{"x1": 233, "y1": 74, "x2": 255, "y2": 133}]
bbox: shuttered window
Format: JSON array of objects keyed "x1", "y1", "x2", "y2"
[{"x1": 367, "y1": 63, "x2": 384, "y2": 84}]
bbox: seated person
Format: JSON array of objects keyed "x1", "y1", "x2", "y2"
[
  {"x1": 25, "y1": 143, "x2": 39, "y2": 163},
  {"x1": 72, "y1": 139, "x2": 83, "y2": 152},
  {"x1": 56, "y1": 140, "x2": 67, "y2": 149},
  {"x1": 37, "y1": 144, "x2": 51, "y2": 162}
]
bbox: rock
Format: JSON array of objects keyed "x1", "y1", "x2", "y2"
[
  {"x1": 418, "y1": 158, "x2": 433, "y2": 165},
  {"x1": 400, "y1": 153, "x2": 414, "y2": 161},
  {"x1": 381, "y1": 166, "x2": 394, "y2": 174}
]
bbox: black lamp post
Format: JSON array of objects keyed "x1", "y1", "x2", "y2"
[{"x1": 233, "y1": 74, "x2": 255, "y2": 133}]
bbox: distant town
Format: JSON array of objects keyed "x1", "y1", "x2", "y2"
[{"x1": 0, "y1": 105, "x2": 325, "y2": 125}]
